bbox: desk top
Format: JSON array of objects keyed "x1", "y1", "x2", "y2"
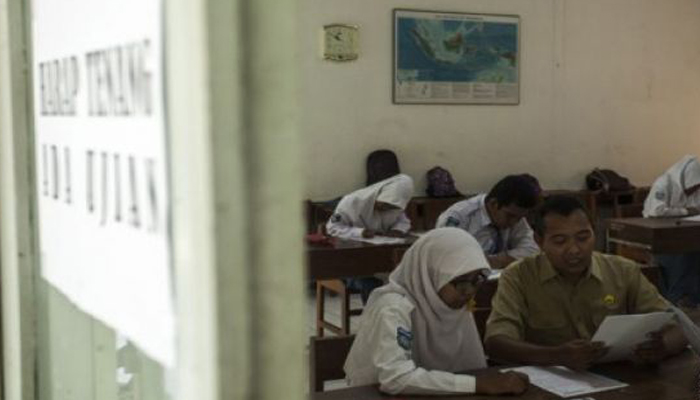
[
  {"x1": 313, "y1": 351, "x2": 699, "y2": 400},
  {"x1": 307, "y1": 239, "x2": 413, "y2": 281},
  {"x1": 607, "y1": 217, "x2": 700, "y2": 253}
]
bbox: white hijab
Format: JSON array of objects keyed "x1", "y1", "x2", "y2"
[
  {"x1": 367, "y1": 227, "x2": 491, "y2": 372},
  {"x1": 333, "y1": 174, "x2": 414, "y2": 230},
  {"x1": 668, "y1": 155, "x2": 700, "y2": 191}
]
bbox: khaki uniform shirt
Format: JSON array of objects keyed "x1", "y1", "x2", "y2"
[{"x1": 485, "y1": 252, "x2": 669, "y2": 346}]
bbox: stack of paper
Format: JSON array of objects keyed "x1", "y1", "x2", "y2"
[{"x1": 504, "y1": 366, "x2": 628, "y2": 397}]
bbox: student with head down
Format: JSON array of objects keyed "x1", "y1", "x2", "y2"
[
  {"x1": 326, "y1": 174, "x2": 415, "y2": 303},
  {"x1": 643, "y1": 155, "x2": 700, "y2": 307}
]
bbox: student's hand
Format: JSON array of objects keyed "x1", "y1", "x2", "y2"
[
  {"x1": 556, "y1": 339, "x2": 609, "y2": 370},
  {"x1": 487, "y1": 254, "x2": 515, "y2": 269},
  {"x1": 687, "y1": 207, "x2": 700, "y2": 216},
  {"x1": 475, "y1": 371, "x2": 529, "y2": 395},
  {"x1": 382, "y1": 230, "x2": 407, "y2": 238},
  {"x1": 632, "y1": 330, "x2": 668, "y2": 365},
  {"x1": 362, "y1": 229, "x2": 375, "y2": 238}
]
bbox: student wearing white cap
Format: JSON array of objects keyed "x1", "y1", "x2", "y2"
[
  {"x1": 343, "y1": 228, "x2": 529, "y2": 395},
  {"x1": 326, "y1": 174, "x2": 414, "y2": 303},
  {"x1": 643, "y1": 155, "x2": 700, "y2": 307}
]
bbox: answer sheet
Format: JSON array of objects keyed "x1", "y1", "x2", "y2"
[
  {"x1": 503, "y1": 366, "x2": 628, "y2": 397},
  {"x1": 592, "y1": 312, "x2": 673, "y2": 362},
  {"x1": 357, "y1": 236, "x2": 408, "y2": 245}
]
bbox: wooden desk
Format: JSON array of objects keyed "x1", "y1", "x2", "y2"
[
  {"x1": 307, "y1": 239, "x2": 412, "y2": 281},
  {"x1": 312, "y1": 351, "x2": 699, "y2": 400},
  {"x1": 607, "y1": 217, "x2": 700, "y2": 253}
]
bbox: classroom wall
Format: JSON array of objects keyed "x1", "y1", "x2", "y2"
[{"x1": 299, "y1": 0, "x2": 700, "y2": 199}]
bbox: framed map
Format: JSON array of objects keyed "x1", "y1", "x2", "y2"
[{"x1": 393, "y1": 9, "x2": 520, "y2": 105}]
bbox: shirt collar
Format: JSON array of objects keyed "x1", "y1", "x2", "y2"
[
  {"x1": 538, "y1": 253, "x2": 602, "y2": 283},
  {"x1": 477, "y1": 194, "x2": 494, "y2": 228}
]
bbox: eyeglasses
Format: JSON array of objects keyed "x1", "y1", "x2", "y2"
[{"x1": 451, "y1": 270, "x2": 489, "y2": 292}]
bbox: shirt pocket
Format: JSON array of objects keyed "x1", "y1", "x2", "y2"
[{"x1": 526, "y1": 314, "x2": 571, "y2": 346}]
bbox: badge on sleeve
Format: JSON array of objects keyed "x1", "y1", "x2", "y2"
[
  {"x1": 331, "y1": 213, "x2": 342, "y2": 223},
  {"x1": 655, "y1": 191, "x2": 665, "y2": 200},
  {"x1": 445, "y1": 217, "x2": 460, "y2": 227},
  {"x1": 396, "y1": 327, "x2": 412, "y2": 350}
]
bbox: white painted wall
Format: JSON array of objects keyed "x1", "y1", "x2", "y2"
[{"x1": 299, "y1": 0, "x2": 700, "y2": 199}]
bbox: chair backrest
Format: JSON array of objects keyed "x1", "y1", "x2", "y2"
[
  {"x1": 366, "y1": 149, "x2": 400, "y2": 186},
  {"x1": 309, "y1": 334, "x2": 355, "y2": 392}
]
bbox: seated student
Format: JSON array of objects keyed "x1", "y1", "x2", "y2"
[
  {"x1": 344, "y1": 228, "x2": 529, "y2": 396},
  {"x1": 643, "y1": 155, "x2": 700, "y2": 307},
  {"x1": 326, "y1": 174, "x2": 414, "y2": 303},
  {"x1": 435, "y1": 174, "x2": 540, "y2": 269},
  {"x1": 484, "y1": 195, "x2": 688, "y2": 370}
]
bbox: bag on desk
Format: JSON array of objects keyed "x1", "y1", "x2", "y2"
[
  {"x1": 586, "y1": 168, "x2": 633, "y2": 193},
  {"x1": 426, "y1": 166, "x2": 462, "y2": 198}
]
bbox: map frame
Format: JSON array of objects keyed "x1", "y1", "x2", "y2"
[{"x1": 393, "y1": 9, "x2": 520, "y2": 105}]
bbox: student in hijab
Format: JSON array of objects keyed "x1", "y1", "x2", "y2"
[
  {"x1": 343, "y1": 228, "x2": 529, "y2": 395},
  {"x1": 326, "y1": 174, "x2": 415, "y2": 303},
  {"x1": 643, "y1": 155, "x2": 700, "y2": 307}
]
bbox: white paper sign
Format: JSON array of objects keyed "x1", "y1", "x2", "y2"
[{"x1": 32, "y1": 0, "x2": 174, "y2": 366}]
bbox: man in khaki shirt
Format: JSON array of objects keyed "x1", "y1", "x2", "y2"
[{"x1": 484, "y1": 195, "x2": 687, "y2": 370}]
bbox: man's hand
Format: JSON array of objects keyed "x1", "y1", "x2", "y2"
[
  {"x1": 475, "y1": 371, "x2": 529, "y2": 395},
  {"x1": 633, "y1": 330, "x2": 669, "y2": 365},
  {"x1": 362, "y1": 229, "x2": 375, "y2": 238},
  {"x1": 556, "y1": 339, "x2": 609, "y2": 370}
]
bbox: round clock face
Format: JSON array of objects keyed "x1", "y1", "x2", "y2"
[{"x1": 323, "y1": 24, "x2": 358, "y2": 61}]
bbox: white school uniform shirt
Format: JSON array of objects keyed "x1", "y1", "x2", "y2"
[
  {"x1": 326, "y1": 174, "x2": 413, "y2": 240},
  {"x1": 435, "y1": 194, "x2": 539, "y2": 259},
  {"x1": 643, "y1": 155, "x2": 700, "y2": 217},
  {"x1": 344, "y1": 228, "x2": 490, "y2": 395}
]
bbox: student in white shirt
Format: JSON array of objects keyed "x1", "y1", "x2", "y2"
[
  {"x1": 344, "y1": 228, "x2": 529, "y2": 396},
  {"x1": 326, "y1": 174, "x2": 414, "y2": 302},
  {"x1": 643, "y1": 155, "x2": 700, "y2": 307},
  {"x1": 436, "y1": 175, "x2": 540, "y2": 269}
]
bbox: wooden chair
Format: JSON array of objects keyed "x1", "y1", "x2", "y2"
[
  {"x1": 315, "y1": 247, "x2": 406, "y2": 337},
  {"x1": 309, "y1": 335, "x2": 355, "y2": 392},
  {"x1": 316, "y1": 279, "x2": 363, "y2": 337}
]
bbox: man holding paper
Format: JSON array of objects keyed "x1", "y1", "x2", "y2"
[{"x1": 484, "y1": 195, "x2": 687, "y2": 370}]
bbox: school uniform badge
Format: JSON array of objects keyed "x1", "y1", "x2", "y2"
[
  {"x1": 396, "y1": 327, "x2": 412, "y2": 350},
  {"x1": 331, "y1": 213, "x2": 342, "y2": 223},
  {"x1": 603, "y1": 294, "x2": 617, "y2": 308},
  {"x1": 654, "y1": 191, "x2": 665, "y2": 200},
  {"x1": 445, "y1": 217, "x2": 460, "y2": 227}
]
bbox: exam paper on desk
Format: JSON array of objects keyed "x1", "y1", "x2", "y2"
[
  {"x1": 503, "y1": 366, "x2": 627, "y2": 398},
  {"x1": 592, "y1": 312, "x2": 673, "y2": 362},
  {"x1": 357, "y1": 236, "x2": 408, "y2": 245}
]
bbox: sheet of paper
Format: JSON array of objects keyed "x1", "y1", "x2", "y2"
[
  {"x1": 357, "y1": 236, "x2": 408, "y2": 245},
  {"x1": 503, "y1": 366, "x2": 627, "y2": 397},
  {"x1": 592, "y1": 312, "x2": 673, "y2": 362},
  {"x1": 668, "y1": 305, "x2": 700, "y2": 355},
  {"x1": 487, "y1": 269, "x2": 502, "y2": 281},
  {"x1": 682, "y1": 214, "x2": 700, "y2": 222}
]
